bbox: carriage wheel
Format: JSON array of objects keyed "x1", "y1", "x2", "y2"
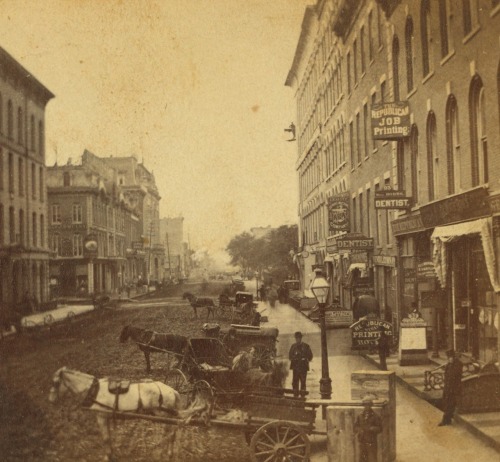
[
  {"x1": 164, "y1": 368, "x2": 190, "y2": 394},
  {"x1": 250, "y1": 343, "x2": 275, "y2": 372},
  {"x1": 192, "y1": 380, "x2": 215, "y2": 420},
  {"x1": 250, "y1": 421, "x2": 310, "y2": 462}
]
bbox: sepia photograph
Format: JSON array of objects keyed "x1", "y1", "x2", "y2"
[{"x1": 0, "y1": 1, "x2": 499, "y2": 461}]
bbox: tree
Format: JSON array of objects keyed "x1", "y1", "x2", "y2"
[{"x1": 226, "y1": 225, "x2": 298, "y2": 282}]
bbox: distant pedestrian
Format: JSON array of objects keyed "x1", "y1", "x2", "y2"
[
  {"x1": 288, "y1": 331, "x2": 313, "y2": 398},
  {"x1": 258, "y1": 285, "x2": 267, "y2": 302},
  {"x1": 354, "y1": 397, "x2": 382, "y2": 462},
  {"x1": 377, "y1": 329, "x2": 391, "y2": 371},
  {"x1": 438, "y1": 349, "x2": 463, "y2": 426}
]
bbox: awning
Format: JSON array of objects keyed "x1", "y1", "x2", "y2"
[
  {"x1": 348, "y1": 263, "x2": 367, "y2": 277},
  {"x1": 431, "y1": 217, "x2": 500, "y2": 292}
]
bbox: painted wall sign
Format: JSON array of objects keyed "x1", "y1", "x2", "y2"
[
  {"x1": 391, "y1": 213, "x2": 425, "y2": 236},
  {"x1": 420, "y1": 187, "x2": 490, "y2": 228},
  {"x1": 328, "y1": 192, "x2": 350, "y2": 233},
  {"x1": 371, "y1": 102, "x2": 411, "y2": 140},
  {"x1": 325, "y1": 304, "x2": 353, "y2": 327}
]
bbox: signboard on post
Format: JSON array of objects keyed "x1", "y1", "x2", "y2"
[
  {"x1": 371, "y1": 101, "x2": 411, "y2": 140},
  {"x1": 350, "y1": 317, "x2": 394, "y2": 350},
  {"x1": 328, "y1": 192, "x2": 350, "y2": 233}
]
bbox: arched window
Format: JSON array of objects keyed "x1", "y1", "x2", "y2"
[
  {"x1": 469, "y1": 75, "x2": 488, "y2": 186},
  {"x1": 19, "y1": 209, "x2": 24, "y2": 245},
  {"x1": 0, "y1": 92, "x2": 3, "y2": 133},
  {"x1": 439, "y1": 0, "x2": 450, "y2": 57},
  {"x1": 392, "y1": 35, "x2": 400, "y2": 100},
  {"x1": 0, "y1": 204, "x2": 4, "y2": 244},
  {"x1": 405, "y1": 17, "x2": 414, "y2": 93},
  {"x1": 421, "y1": 0, "x2": 432, "y2": 77},
  {"x1": 446, "y1": 95, "x2": 461, "y2": 194},
  {"x1": 7, "y1": 100, "x2": 13, "y2": 139},
  {"x1": 426, "y1": 112, "x2": 438, "y2": 201},
  {"x1": 9, "y1": 206, "x2": 15, "y2": 243},
  {"x1": 397, "y1": 140, "x2": 405, "y2": 191},
  {"x1": 30, "y1": 115, "x2": 35, "y2": 151},
  {"x1": 32, "y1": 212, "x2": 37, "y2": 246},
  {"x1": 410, "y1": 125, "x2": 419, "y2": 204},
  {"x1": 38, "y1": 121, "x2": 44, "y2": 157},
  {"x1": 17, "y1": 107, "x2": 23, "y2": 145},
  {"x1": 40, "y1": 214, "x2": 45, "y2": 248}
]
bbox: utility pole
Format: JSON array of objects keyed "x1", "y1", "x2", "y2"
[
  {"x1": 147, "y1": 220, "x2": 153, "y2": 287},
  {"x1": 165, "y1": 232, "x2": 172, "y2": 278}
]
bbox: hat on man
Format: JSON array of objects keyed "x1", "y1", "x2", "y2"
[
  {"x1": 294, "y1": 331, "x2": 303, "y2": 338},
  {"x1": 362, "y1": 396, "x2": 374, "y2": 405}
]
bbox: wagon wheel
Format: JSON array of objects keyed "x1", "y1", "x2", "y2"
[
  {"x1": 192, "y1": 379, "x2": 215, "y2": 420},
  {"x1": 250, "y1": 343, "x2": 275, "y2": 372},
  {"x1": 165, "y1": 368, "x2": 191, "y2": 394},
  {"x1": 250, "y1": 420, "x2": 310, "y2": 462}
]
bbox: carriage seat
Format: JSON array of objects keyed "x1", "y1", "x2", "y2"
[{"x1": 108, "y1": 379, "x2": 131, "y2": 395}]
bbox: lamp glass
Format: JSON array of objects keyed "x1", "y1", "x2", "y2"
[{"x1": 310, "y1": 271, "x2": 330, "y2": 304}]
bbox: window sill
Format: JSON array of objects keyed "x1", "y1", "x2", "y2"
[
  {"x1": 406, "y1": 88, "x2": 417, "y2": 100},
  {"x1": 422, "y1": 71, "x2": 435, "y2": 85},
  {"x1": 492, "y1": 4, "x2": 500, "y2": 17},
  {"x1": 440, "y1": 50, "x2": 455, "y2": 66},
  {"x1": 382, "y1": 141, "x2": 388, "y2": 146},
  {"x1": 372, "y1": 148, "x2": 378, "y2": 154},
  {"x1": 463, "y1": 26, "x2": 481, "y2": 45}
]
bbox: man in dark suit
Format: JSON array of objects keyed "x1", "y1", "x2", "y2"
[
  {"x1": 439, "y1": 349, "x2": 463, "y2": 426},
  {"x1": 289, "y1": 331, "x2": 313, "y2": 398}
]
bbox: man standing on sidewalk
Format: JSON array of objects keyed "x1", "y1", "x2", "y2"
[
  {"x1": 289, "y1": 331, "x2": 313, "y2": 398},
  {"x1": 439, "y1": 349, "x2": 463, "y2": 426}
]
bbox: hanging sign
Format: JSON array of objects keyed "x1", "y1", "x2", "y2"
[
  {"x1": 375, "y1": 188, "x2": 411, "y2": 209},
  {"x1": 337, "y1": 233, "x2": 374, "y2": 250},
  {"x1": 371, "y1": 102, "x2": 410, "y2": 140},
  {"x1": 328, "y1": 192, "x2": 350, "y2": 233}
]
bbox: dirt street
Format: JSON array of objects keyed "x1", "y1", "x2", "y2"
[{"x1": 0, "y1": 286, "x2": 250, "y2": 462}]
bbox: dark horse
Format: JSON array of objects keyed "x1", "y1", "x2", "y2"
[
  {"x1": 182, "y1": 292, "x2": 216, "y2": 320},
  {"x1": 119, "y1": 325, "x2": 189, "y2": 373}
]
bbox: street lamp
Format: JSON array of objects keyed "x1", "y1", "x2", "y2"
[{"x1": 310, "y1": 268, "x2": 332, "y2": 400}]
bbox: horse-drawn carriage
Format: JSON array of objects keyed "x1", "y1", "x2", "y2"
[{"x1": 50, "y1": 364, "x2": 322, "y2": 462}]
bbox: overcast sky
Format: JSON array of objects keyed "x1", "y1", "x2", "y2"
[{"x1": 1, "y1": 0, "x2": 311, "y2": 258}]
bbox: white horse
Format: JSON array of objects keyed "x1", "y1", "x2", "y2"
[{"x1": 49, "y1": 367, "x2": 206, "y2": 461}]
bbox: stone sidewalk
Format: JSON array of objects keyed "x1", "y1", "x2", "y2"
[{"x1": 364, "y1": 351, "x2": 500, "y2": 453}]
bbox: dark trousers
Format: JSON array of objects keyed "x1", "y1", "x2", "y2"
[
  {"x1": 359, "y1": 441, "x2": 378, "y2": 462},
  {"x1": 441, "y1": 397, "x2": 457, "y2": 424},
  {"x1": 292, "y1": 369, "x2": 307, "y2": 397}
]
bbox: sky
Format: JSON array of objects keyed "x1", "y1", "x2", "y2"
[{"x1": 0, "y1": 0, "x2": 311, "y2": 259}]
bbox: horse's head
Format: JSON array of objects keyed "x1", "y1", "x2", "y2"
[
  {"x1": 49, "y1": 367, "x2": 68, "y2": 403},
  {"x1": 119, "y1": 325, "x2": 130, "y2": 343}
]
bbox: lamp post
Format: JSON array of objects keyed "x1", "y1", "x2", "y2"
[{"x1": 310, "y1": 268, "x2": 332, "y2": 400}]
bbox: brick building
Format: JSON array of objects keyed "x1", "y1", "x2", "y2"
[
  {"x1": 47, "y1": 152, "x2": 141, "y2": 296},
  {"x1": 287, "y1": 0, "x2": 500, "y2": 361},
  {"x1": 0, "y1": 47, "x2": 54, "y2": 315}
]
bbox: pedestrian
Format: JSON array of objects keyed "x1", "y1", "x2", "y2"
[
  {"x1": 288, "y1": 331, "x2": 313, "y2": 398},
  {"x1": 377, "y1": 328, "x2": 391, "y2": 371},
  {"x1": 258, "y1": 284, "x2": 267, "y2": 302},
  {"x1": 438, "y1": 349, "x2": 463, "y2": 426},
  {"x1": 354, "y1": 397, "x2": 382, "y2": 462}
]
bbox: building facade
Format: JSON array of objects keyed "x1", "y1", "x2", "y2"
[
  {"x1": 287, "y1": 0, "x2": 500, "y2": 362},
  {"x1": 103, "y1": 155, "x2": 165, "y2": 285},
  {"x1": 47, "y1": 152, "x2": 141, "y2": 296},
  {"x1": 0, "y1": 47, "x2": 54, "y2": 316}
]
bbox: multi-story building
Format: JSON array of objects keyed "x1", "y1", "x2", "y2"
[
  {"x1": 47, "y1": 151, "x2": 141, "y2": 296},
  {"x1": 0, "y1": 47, "x2": 54, "y2": 315},
  {"x1": 287, "y1": 0, "x2": 500, "y2": 362},
  {"x1": 159, "y1": 216, "x2": 185, "y2": 280},
  {"x1": 103, "y1": 155, "x2": 165, "y2": 284}
]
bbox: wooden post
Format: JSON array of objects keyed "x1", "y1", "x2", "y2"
[{"x1": 327, "y1": 402, "x2": 391, "y2": 462}]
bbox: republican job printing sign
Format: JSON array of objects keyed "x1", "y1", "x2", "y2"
[
  {"x1": 371, "y1": 102, "x2": 410, "y2": 140},
  {"x1": 328, "y1": 192, "x2": 350, "y2": 233},
  {"x1": 350, "y1": 318, "x2": 394, "y2": 350}
]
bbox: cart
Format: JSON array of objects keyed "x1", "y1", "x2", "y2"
[{"x1": 203, "y1": 324, "x2": 279, "y2": 371}]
